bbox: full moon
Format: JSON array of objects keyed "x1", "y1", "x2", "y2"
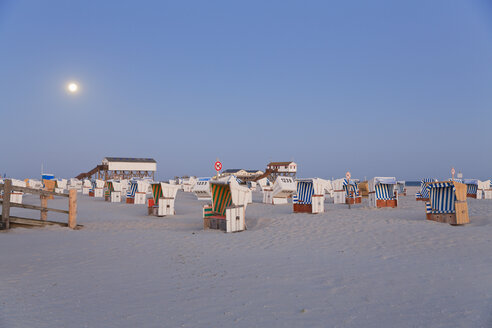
[{"x1": 67, "y1": 82, "x2": 79, "y2": 93}]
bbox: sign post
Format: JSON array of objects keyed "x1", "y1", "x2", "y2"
[
  {"x1": 214, "y1": 159, "x2": 222, "y2": 179},
  {"x1": 346, "y1": 171, "x2": 351, "y2": 209}
]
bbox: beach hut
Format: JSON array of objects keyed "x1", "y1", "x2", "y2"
[
  {"x1": 415, "y1": 178, "x2": 437, "y2": 201},
  {"x1": 425, "y1": 181, "x2": 469, "y2": 225},
  {"x1": 192, "y1": 178, "x2": 212, "y2": 200},
  {"x1": 82, "y1": 179, "x2": 92, "y2": 195},
  {"x1": 462, "y1": 179, "x2": 479, "y2": 198},
  {"x1": 203, "y1": 176, "x2": 250, "y2": 232},
  {"x1": 263, "y1": 176, "x2": 296, "y2": 204},
  {"x1": 292, "y1": 178, "x2": 327, "y2": 214},
  {"x1": 332, "y1": 179, "x2": 362, "y2": 204},
  {"x1": 149, "y1": 182, "x2": 181, "y2": 216},
  {"x1": 368, "y1": 177, "x2": 398, "y2": 208}
]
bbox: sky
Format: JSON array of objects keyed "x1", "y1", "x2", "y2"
[{"x1": 1, "y1": 0, "x2": 492, "y2": 181}]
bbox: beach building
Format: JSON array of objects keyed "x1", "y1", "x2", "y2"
[
  {"x1": 76, "y1": 157, "x2": 156, "y2": 181},
  {"x1": 221, "y1": 169, "x2": 264, "y2": 181}
]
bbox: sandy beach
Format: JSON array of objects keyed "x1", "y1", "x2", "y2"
[{"x1": 1, "y1": 187, "x2": 492, "y2": 327}]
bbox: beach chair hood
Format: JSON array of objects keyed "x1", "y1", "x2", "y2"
[{"x1": 210, "y1": 176, "x2": 250, "y2": 213}]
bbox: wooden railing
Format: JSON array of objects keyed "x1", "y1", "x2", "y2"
[{"x1": 0, "y1": 179, "x2": 79, "y2": 230}]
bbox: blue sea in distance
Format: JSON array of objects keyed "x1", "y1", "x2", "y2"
[{"x1": 406, "y1": 181, "x2": 420, "y2": 186}]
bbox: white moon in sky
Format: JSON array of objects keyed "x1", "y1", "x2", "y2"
[{"x1": 67, "y1": 82, "x2": 79, "y2": 93}]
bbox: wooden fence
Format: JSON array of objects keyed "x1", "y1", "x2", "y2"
[{"x1": 0, "y1": 179, "x2": 79, "y2": 230}]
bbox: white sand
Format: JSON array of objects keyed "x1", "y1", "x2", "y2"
[{"x1": 1, "y1": 186, "x2": 492, "y2": 327}]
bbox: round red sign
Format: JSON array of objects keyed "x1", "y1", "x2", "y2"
[{"x1": 214, "y1": 161, "x2": 222, "y2": 171}]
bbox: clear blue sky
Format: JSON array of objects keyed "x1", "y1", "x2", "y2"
[{"x1": 1, "y1": 0, "x2": 491, "y2": 181}]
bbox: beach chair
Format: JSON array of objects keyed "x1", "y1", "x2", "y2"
[
  {"x1": 463, "y1": 179, "x2": 479, "y2": 198},
  {"x1": 68, "y1": 178, "x2": 82, "y2": 192},
  {"x1": 477, "y1": 180, "x2": 489, "y2": 199},
  {"x1": 92, "y1": 179, "x2": 105, "y2": 198},
  {"x1": 43, "y1": 179, "x2": 57, "y2": 200},
  {"x1": 82, "y1": 179, "x2": 92, "y2": 195},
  {"x1": 126, "y1": 180, "x2": 138, "y2": 203},
  {"x1": 55, "y1": 179, "x2": 68, "y2": 193},
  {"x1": 192, "y1": 178, "x2": 212, "y2": 200},
  {"x1": 267, "y1": 176, "x2": 296, "y2": 204},
  {"x1": 482, "y1": 180, "x2": 492, "y2": 199},
  {"x1": 415, "y1": 178, "x2": 436, "y2": 201},
  {"x1": 9, "y1": 179, "x2": 26, "y2": 204},
  {"x1": 368, "y1": 177, "x2": 398, "y2": 208},
  {"x1": 322, "y1": 179, "x2": 334, "y2": 198},
  {"x1": 125, "y1": 180, "x2": 148, "y2": 204},
  {"x1": 27, "y1": 179, "x2": 43, "y2": 190},
  {"x1": 203, "y1": 176, "x2": 249, "y2": 232},
  {"x1": 425, "y1": 181, "x2": 469, "y2": 225},
  {"x1": 105, "y1": 180, "x2": 122, "y2": 202},
  {"x1": 182, "y1": 177, "x2": 196, "y2": 192},
  {"x1": 149, "y1": 182, "x2": 180, "y2": 216},
  {"x1": 344, "y1": 179, "x2": 361, "y2": 204},
  {"x1": 332, "y1": 178, "x2": 361, "y2": 204},
  {"x1": 292, "y1": 178, "x2": 326, "y2": 214},
  {"x1": 358, "y1": 181, "x2": 369, "y2": 198},
  {"x1": 396, "y1": 181, "x2": 406, "y2": 196}
]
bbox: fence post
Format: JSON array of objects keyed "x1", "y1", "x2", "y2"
[
  {"x1": 1, "y1": 179, "x2": 12, "y2": 230},
  {"x1": 68, "y1": 189, "x2": 77, "y2": 229},
  {"x1": 40, "y1": 196, "x2": 48, "y2": 221}
]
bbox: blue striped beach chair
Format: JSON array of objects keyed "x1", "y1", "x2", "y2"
[
  {"x1": 368, "y1": 177, "x2": 398, "y2": 208},
  {"x1": 425, "y1": 181, "x2": 469, "y2": 225},
  {"x1": 343, "y1": 178, "x2": 361, "y2": 204},
  {"x1": 126, "y1": 180, "x2": 138, "y2": 203},
  {"x1": 293, "y1": 179, "x2": 325, "y2": 213},
  {"x1": 462, "y1": 179, "x2": 478, "y2": 198},
  {"x1": 415, "y1": 178, "x2": 436, "y2": 201}
]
